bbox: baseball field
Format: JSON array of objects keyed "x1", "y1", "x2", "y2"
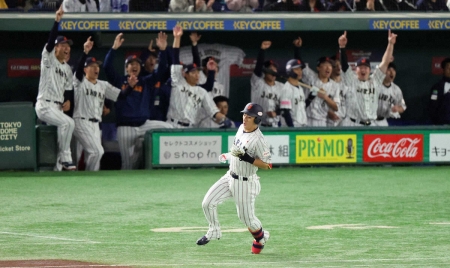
[{"x1": 1, "y1": 166, "x2": 450, "y2": 267}]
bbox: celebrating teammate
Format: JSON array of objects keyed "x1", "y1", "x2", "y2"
[
  {"x1": 197, "y1": 103, "x2": 271, "y2": 255},
  {"x1": 328, "y1": 56, "x2": 349, "y2": 126},
  {"x1": 373, "y1": 62, "x2": 407, "y2": 126},
  {"x1": 35, "y1": 6, "x2": 76, "y2": 171},
  {"x1": 72, "y1": 37, "x2": 137, "y2": 171},
  {"x1": 251, "y1": 41, "x2": 283, "y2": 127},
  {"x1": 338, "y1": 30, "x2": 397, "y2": 127},
  {"x1": 167, "y1": 25, "x2": 226, "y2": 128},
  {"x1": 294, "y1": 37, "x2": 340, "y2": 127},
  {"x1": 104, "y1": 32, "x2": 172, "y2": 169}
]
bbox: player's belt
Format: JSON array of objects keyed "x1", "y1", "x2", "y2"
[
  {"x1": 349, "y1": 118, "x2": 371, "y2": 126},
  {"x1": 230, "y1": 171, "x2": 248, "y2": 181},
  {"x1": 170, "y1": 118, "x2": 190, "y2": 127},
  {"x1": 376, "y1": 116, "x2": 385, "y2": 121},
  {"x1": 45, "y1": 99, "x2": 63, "y2": 105},
  {"x1": 80, "y1": 117, "x2": 99, "y2": 123}
]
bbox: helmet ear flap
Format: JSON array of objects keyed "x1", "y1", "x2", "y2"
[{"x1": 254, "y1": 117, "x2": 261, "y2": 124}]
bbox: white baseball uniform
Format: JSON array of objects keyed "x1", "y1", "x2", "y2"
[
  {"x1": 250, "y1": 74, "x2": 283, "y2": 127},
  {"x1": 302, "y1": 67, "x2": 341, "y2": 127},
  {"x1": 180, "y1": 43, "x2": 245, "y2": 97},
  {"x1": 62, "y1": 0, "x2": 98, "y2": 12},
  {"x1": 201, "y1": 124, "x2": 271, "y2": 240},
  {"x1": 340, "y1": 68, "x2": 385, "y2": 127},
  {"x1": 327, "y1": 80, "x2": 349, "y2": 127},
  {"x1": 195, "y1": 72, "x2": 225, "y2": 127},
  {"x1": 372, "y1": 82, "x2": 406, "y2": 126},
  {"x1": 35, "y1": 46, "x2": 75, "y2": 169},
  {"x1": 279, "y1": 82, "x2": 307, "y2": 127},
  {"x1": 72, "y1": 75, "x2": 120, "y2": 171},
  {"x1": 167, "y1": 65, "x2": 220, "y2": 128}
]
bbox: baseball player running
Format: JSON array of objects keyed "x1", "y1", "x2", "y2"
[
  {"x1": 167, "y1": 26, "x2": 226, "y2": 128},
  {"x1": 251, "y1": 41, "x2": 283, "y2": 127},
  {"x1": 338, "y1": 30, "x2": 397, "y2": 127},
  {"x1": 104, "y1": 32, "x2": 172, "y2": 169},
  {"x1": 72, "y1": 37, "x2": 137, "y2": 171},
  {"x1": 373, "y1": 62, "x2": 406, "y2": 126},
  {"x1": 294, "y1": 37, "x2": 340, "y2": 127},
  {"x1": 197, "y1": 102, "x2": 271, "y2": 255},
  {"x1": 35, "y1": 6, "x2": 76, "y2": 171},
  {"x1": 328, "y1": 56, "x2": 349, "y2": 126}
]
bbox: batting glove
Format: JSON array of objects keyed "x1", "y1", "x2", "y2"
[
  {"x1": 230, "y1": 145, "x2": 245, "y2": 157},
  {"x1": 310, "y1": 86, "x2": 320, "y2": 96},
  {"x1": 218, "y1": 153, "x2": 231, "y2": 163}
]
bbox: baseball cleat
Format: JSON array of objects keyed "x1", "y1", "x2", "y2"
[
  {"x1": 251, "y1": 230, "x2": 270, "y2": 254},
  {"x1": 196, "y1": 236, "x2": 210, "y2": 246},
  {"x1": 61, "y1": 162, "x2": 76, "y2": 171}
]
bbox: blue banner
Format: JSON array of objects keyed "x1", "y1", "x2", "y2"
[
  {"x1": 370, "y1": 19, "x2": 450, "y2": 30},
  {"x1": 59, "y1": 19, "x2": 285, "y2": 31}
]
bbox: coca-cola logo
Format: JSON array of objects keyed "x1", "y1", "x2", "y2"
[{"x1": 363, "y1": 135, "x2": 423, "y2": 162}]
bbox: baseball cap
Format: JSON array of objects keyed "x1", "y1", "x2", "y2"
[
  {"x1": 139, "y1": 49, "x2": 158, "y2": 64},
  {"x1": 316, "y1": 56, "x2": 333, "y2": 67},
  {"x1": 202, "y1": 56, "x2": 218, "y2": 67},
  {"x1": 125, "y1": 55, "x2": 142, "y2": 66},
  {"x1": 262, "y1": 60, "x2": 278, "y2": 76},
  {"x1": 441, "y1": 58, "x2": 450, "y2": 69},
  {"x1": 387, "y1": 62, "x2": 396, "y2": 70},
  {"x1": 183, "y1": 63, "x2": 202, "y2": 73},
  {"x1": 356, "y1": 58, "x2": 371, "y2": 68},
  {"x1": 55, "y1": 35, "x2": 73, "y2": 46},
  {"x1": 84, "y1": 57, "x2": 102, "y2": 67}
]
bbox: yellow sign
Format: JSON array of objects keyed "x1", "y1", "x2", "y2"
[
  {"x1": 296, "y1": 135, "x2": 357, "y2": 163},
  {"x1": 371, "y1": 20, "x2": 419, "y2": 30}
]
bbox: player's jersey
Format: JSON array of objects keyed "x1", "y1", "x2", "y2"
[
  {"x1": 229, "y1": 125, "x2": 271, "y2": 177},
  {"x1": 180, "y1": 43, "x2": 245, "y2": 97},
  {"x1": 342, "y1": 67, "x2": 385, "y2": 121},
  {"x1": 62, "y1": 0, "x2": 98, "y2": 12},
  {"x1": 279, "y1": 82, "x2": 307, "y2": 127},
  {"x1": 37, "y1": 46, "x2": 73, "y2": 103},
  {"x1": 302, "y1": 67, "x2": 341, "y2": 121},
  {"x1": 198, "y1": 72, "x2": 225, "y2": 98},
  {"x1": 251, "y1": 73, "x2": 283, "y2": 127},
  {"x1": 73, "y1": 77, "x2": 120, "y2": 122},
  {"x1": 329, "y1": 79, "x2": 349, "y2": 125},
  {"x1": 377, "y1": 82, "x2": 406, "y2": 118},
  {"x1": 167, "y1": 65, "x2": 219, "y2": 125}
]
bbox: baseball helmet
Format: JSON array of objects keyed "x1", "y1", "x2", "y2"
[
  {"x1": 241, "y1": 103, "x2": 264, "y2": 124},
  {"x1": 286, "y1": 59, "x2": 303, "y2": 79},
  {"x1": 262, "y1": 60, "x2": 278, "y2": 76}
]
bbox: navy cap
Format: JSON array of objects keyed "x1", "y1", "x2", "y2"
[
  {"x1": 55, "y1": 35, "x2": 73, "y2": 46},
  {"x1": 356, "y1": 58, "x2": 371, "y2": 68},
  {"x1": 387, "y1": 62, "x2": 396, "y2": 70},
  {"x1": 183, "y1": 63, "x2": 202, "y2": 73},
  {"x1": 316, "y1": 56, "x2": 333, "y2": 67},
  {"x1": 441, "y1": 58, "x2": 450, "y2": 69},
  {"x1": 84, "y1": 57, "x2": 102, "y2": 67},
  {"x1": 125, "y1": 55, "x2": 142, "y2": 66},
  {"x1": 263, "y1": 60, "x2": 278, "y2": 69},
  {"x1": 139, "y1": 49, "x2": 158, "y2": 64}
]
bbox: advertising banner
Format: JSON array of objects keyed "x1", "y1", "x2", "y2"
[
  {"x1": 159, "y1": 136, "x2": 221, "y2": 164},
  {"x1": 429, "y1": 134, "x2": 450, "y2": 162},
  {"x1": 363, "y1": 134, "x2": 423, "y2": 162},
  {"x1": 296, "y1": 134, "x2": 357, "y2": 163},
  {"x1": 7, "y1": 59, "x2": 41, "y2": 78}
]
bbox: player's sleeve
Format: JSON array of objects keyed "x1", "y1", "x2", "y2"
[
  {"x1": 254, "y1": 137, "x2": 271, "y2": 164},
  {"x1": 199, "y1": 70, "x2": 215, "y2": 92},
  {"x1": 302, "y1": 65, "x2": 316, "y2": 85},
  {"x1": 341, "y1": 69, "x2": 355, "y2": 89},
  {"x1": 104, "y1": 81, "x2": 121, "y2": 102},
  {"x1": 395, "y1": 85, "x2": 407, "y2": 110},
  {"x1": 200, "y1": 91, "x2": 220, "y2": 118},
  {"x1": 41, "y1": 46, "x2": 56, "y2": 68},
  {"x1": 103, "y1": 48, "x2": 121, "y2": 88},
  {"x1": 66, "y1": 69, "x2": 74, "y2": 92},
  {"x1": 372, "y1": 67, "x2": 386, "y2": 88},
  {"x1": 45, "y1": 21, "x2": 59, "y2": 53},
  {"x1": 253, "y1": 48, "x2": 265, "y2": 77},
  {"x1": 279, "y1": 85, "x2": 292, "y2": 110}
]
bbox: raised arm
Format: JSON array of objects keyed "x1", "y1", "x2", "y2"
[
  {"x1": 378, "y1": 30, "x2": 397, "y2": 74},
  {"x1": 200, "y1": 59, "x2": 217, "y2": 92},
  {"x1": 190, "y1": 32, "x2": 202, "y2": 67},
  {"x1": 254, "y1": 41, "x2": 271, "y2": 77},
  {"x1": 103, "y1": 33, "x2": 125, "y2": 87},
  {"x1": 46, "y1": 6, "x2": 64, "y2": 52},
  {"x1": 338, "y1": 31, "x2": 349, "y2": 72},
  {"x1": 172, "y1": 25, "x2": 182, "y2": 64},
  {"x1": 74, "y1": 36, "x2": 93, "y2": 82}
]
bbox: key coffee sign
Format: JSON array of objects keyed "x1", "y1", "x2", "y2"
[{"x1": 363, "y1": 134, "x2": 423, "y2": 162}]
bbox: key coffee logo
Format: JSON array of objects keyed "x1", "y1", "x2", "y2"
[{"x1": 363, "y1": 134, "x2": 423, "y2": 162}]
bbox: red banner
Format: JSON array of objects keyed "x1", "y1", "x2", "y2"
[
  {"x1": 363, "y1": 134, "x2": 423, "y2": 162},
  {"x1": 7, "y1": 59, "x2": 41, "y2": 77},
  {"x1": 230, "y1": 58, "x2": 256, "y2": 77},
  {"x1": 432, "y1": 57, "x2": 446, "y2": 75}
]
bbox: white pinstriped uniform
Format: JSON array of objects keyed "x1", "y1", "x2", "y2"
[
  {"x1": 72, "y1": 76, "x2": 120, "y2": 171},
  {"x1": 340, "y1": 68, "x2": 385, "y2": 127},
  {"x1": 279, "y1": 82, "x2": 307, "y2": 127},
  {"x1": 167, "y1": 65, "x2": 219, "y2": 128},
  {"x1": 35, "y1": 46, "x2": 74, "y2": 168},
  {"x1": 372, "y1": 82, "x2": 406, "y2": 126},
  {"x1": 328, "y1": 80, "x2": 349, "y2": 127},
  {"x1": 302, "y1": 67, "x2": 341, "y2": 127},
  {"x1": 251, "y1": 74, "x2": 283, "y2": 127},
  {"x1": 180, "y1": 43, "x2": 245, "y2": 97},
  {"x1": 201, "y1": 124, "x2": 271, "y2": 240},
  {"x1": 195, "y1": 71, "x2": 225, "y2": 127}
]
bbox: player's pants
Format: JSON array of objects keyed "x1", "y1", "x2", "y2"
[
  {"x1": 327, "y1": 118, "x2": 343, "y2": 127},
  {"x1": 307, "y1": 118, "x2": 327, "y2": 127},
  {"x1": 340, "y1": 117, "x2": 375, "y2": 127},
  {"x1": 35, "y1": 100, "x2": 75, "y2": 168},
  {"x1": 371, "y1": 118, "x2": 389, "y2": 127},
  {"x1": 166, "y1": 118, "x2": 193, "y2": 129},
  {"x1": 118, "y1": 120, "x2": 173, "y2": 170},
  {"x1": 201, "y1": 171, "x2": 262, "y2": 240},
  {"x1": 73, "y1": 119, "x2": 103, "y2": 171}
]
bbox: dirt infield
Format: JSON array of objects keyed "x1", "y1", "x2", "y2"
[{"x1": 0, "y1": 260, "x2": 131, "y2": 268}]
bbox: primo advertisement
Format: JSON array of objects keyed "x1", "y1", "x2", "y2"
[{"x1": 296, "y1": 135, "x2": 357, "y2": 164}]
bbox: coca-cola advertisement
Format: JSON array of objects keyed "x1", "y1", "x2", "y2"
[{"x1": 363, "y1": 134, "x2": 424, "y2": 162}]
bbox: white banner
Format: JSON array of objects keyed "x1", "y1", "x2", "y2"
[
  {"x1": 429, "y1": 134, "x2": 450, "y2": 162},
  {"x1": 159, "y1": 136, "x2": 222, "y2": 164},
  {"x1": 227, "y1": 134, "x2": 289, "y2": 164}
]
